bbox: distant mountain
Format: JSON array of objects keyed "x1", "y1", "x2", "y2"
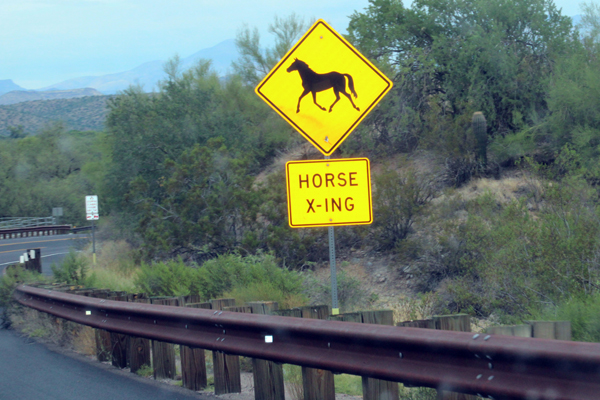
[
  {"x1": 0, "y1": 79, "x2": 25, "y2": 96},
  {"x1": 42, "y1": 39, "x2": 239, "y2": 95},
  {"x1": 0, "y1": 95, "x2": 113, "y2": 136},
  {"x1": 0, "y1": 88, "x2": 102, "y2": 106}
]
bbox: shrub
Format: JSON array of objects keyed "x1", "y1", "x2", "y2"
[
  {"x1": 0, "y1": 266, "x2": 44, "y2": 326},
  {"x1": 51, "y1": 250, "x2": 89, "y2": 285},
  {"x1": 531, "y1": 293, "x2": 600, "y2": 343},
  {"x1": 373, "y1": 167, "x2": 434, "y2": 250},
  {"x1": 303, "y1": 270, "x2": 368, "y2": 312},
  {"x1": 225, "y1": 281, "x2": 307, "y2": 310},
  {"x1": 134, "y1": 253, "x2": 306, "y2": 302},
  {"x1": 134, "y1": 258, "x2": 197, "y2": 297},
  {"x1": 422, "y1": 175, "x2": 600, "y2": 319}
]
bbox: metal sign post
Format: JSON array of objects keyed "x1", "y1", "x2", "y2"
[
  {"x1": 328, "y1": 225, "x2": 339, "y2": 314},
  {"x1": 325, "y1": 155, "x2": 339, "y2": 314},
  {"x1": 91, "y1": 220, "x2": 96, "y2": 266}
]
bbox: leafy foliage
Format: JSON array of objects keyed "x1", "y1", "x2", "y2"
[
  {"x1": 347, "y1": 0, "x2": 573, "y2": 155},
  {"x1": 104, "y1": 60, "x2": 294, "y2": 261},
  {"x1": 373, "y1": 167, "x2": 434, "y2": 250},
  {"x1": 302, "y1": 270, "x2": 368, "y2": 311},
  {"x1": 51, "y1": 250, "x2": 89, "y2": 285},
  {"x1": 418, "y1": 176, "x2": 600, "y2": 318},
  {"x1": 0, "y1": 124, "x2": 103, "y2": 225},
  {"x1": 233, "y1": 13, "x2": 312, "y2": 86},
  {"x1": 532, "y1": 292, "x2": 600, "y2": 342},
  {"x1": 0, "y1": 266, "x2": 43, "y2": 309},
  {"x1": 134, "y1": 253, "x2": 305, "y2": 302}
]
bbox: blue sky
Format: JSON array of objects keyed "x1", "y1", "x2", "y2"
[{"x1": 1, "y1": 0, "x2": 584, "y2": 89}]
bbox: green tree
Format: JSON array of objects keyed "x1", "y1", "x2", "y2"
[
  {"x1": 347, "y1": 0, "x2": 574, "y2": 155},
  {"x1": 233, "y1": 13, "x2": 312, "y2": 86},
  {"x1": 0, "y1": 124, "x2": 102, "y2": 224},
  {"x1": 544, "y1": 2, "x2": 600, "y2": 178}
]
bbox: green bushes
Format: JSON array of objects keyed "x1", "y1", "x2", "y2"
[
  {"x1": 0, "y1": 266, "x2": 43, "y2": 308},
  {"x1": 51, "y1": 250, "x2": 89, "y2": 285},
  {"x1": 134, "y1": 253, "x2": 306, "y2": 305},
  {"x1": 134, "y1": 258, "x2": 197, "y2": 296},
  {"x1": 373, "y1": 167, "x2": 434, "y2": 251},
  {"x1": 420, "y1": 175, "x2": 600, "y2": 319},
  {"x1": 532, "y1": 293, "x2": 600, "y2": 342},
  {"x1": 302, "y1": 270, "x2": 368, "y2": 311}
]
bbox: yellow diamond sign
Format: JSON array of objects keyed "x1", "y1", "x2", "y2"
[{"x1": 255, "y1": 20, "x2": 393, "y2": 156}]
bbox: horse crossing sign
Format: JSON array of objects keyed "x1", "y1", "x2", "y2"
[
  {"x1": 285, "y1": 158, "x2": 372, "y2": 228},
  {"x1": 255, "y1": 19, "x2": 393, "y2": 156}
]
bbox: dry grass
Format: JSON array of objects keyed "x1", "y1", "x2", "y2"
[
  {"x1": 72, "y1": 325, "x2": 96, "y2": 356},
  {"x1": 83, "y1": 240, "x2": 139, "y2": 292},
  {"x1": 454, "y1": 170, "x2": 542, "y2": 205},
  {"x1": 10, "y1": 308, "x2": 93, "y2": 350}
]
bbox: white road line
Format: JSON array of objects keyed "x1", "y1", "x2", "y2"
[{"x1": 0, "y1": 251, "x2": 82, "y2": 266}]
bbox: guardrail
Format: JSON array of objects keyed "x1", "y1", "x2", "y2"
[
  {"x1": 0, "y1": 216, "x2": 56, "y2": 229},
  {"x1": 0, "y1": 225, "x2": 72, "y2": 240},
  {"x1": 13, "y1": 285, "x2": 600, "y2": 400}
]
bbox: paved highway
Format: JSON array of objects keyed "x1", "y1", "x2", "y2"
[
  {"x1": 0, "y1": 311, "x2": 212, "y2": 400},
  {"x1": 0, "y1": 234, "x2": 89, "y2": 276}
]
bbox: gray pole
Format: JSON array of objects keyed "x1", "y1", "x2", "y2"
[
  {"x1": 325, "y1": 155, "x2": 340, "y2": 315},
  {"x1": 92, "y1": 220, "x2": 96, "y2": 265}
]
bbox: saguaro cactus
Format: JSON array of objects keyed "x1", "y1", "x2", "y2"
[{"x1": 472, "y1": 111, "x2": 487, "y2": 166}]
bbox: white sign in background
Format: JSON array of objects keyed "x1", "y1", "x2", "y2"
[{"x1": 86, "y1": 195, "x2": 99, "y2": 220}]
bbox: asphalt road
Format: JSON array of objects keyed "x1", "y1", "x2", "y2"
[
  {"x1": 0, "y1": 234, "x2": 89, "y2": 276},
  {"x1": 0, "y1": 311, "x2": 211, "y2": 400}
]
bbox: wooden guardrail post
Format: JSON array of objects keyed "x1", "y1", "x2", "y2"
[
  {"x1": 150, "y1": 297, "x2": 178, "y2": 379},
  {"x1": 489, "y1": 321, "x2": 571, "y2": 340},
  {"x1": 526, "y1": 321, "x2": 572, "y2": 340},
  {"x1": 329, "y1": 310, "x2": 398, "y2": 400},
  {"x1": 247, "y1": 301, "x2": 284, "y2": 400},
  {"x1": 211, "y1": 298, "x2": 242, "y2": 394},
  {"x1": 359, "y1": 311, "x2": 398, "y2": 400},
  {"x1": 130, "y1": 298, "x2": 152, "y2": 374},
  {"x1": 301, "y1": 305, "x2": 334, "y2": 400},
  {"x1": 86, "y1": 289, "x2": 112, "y2": 362},
  {"x1": 108, "y1": 293, "x2": 130, "y2": 369},
  {"x1": 433, "y1": 314, "x2": 477, "y2": 400},
  {"x1": 180, "y1": 300, "x2": 210, "y2": 390}
]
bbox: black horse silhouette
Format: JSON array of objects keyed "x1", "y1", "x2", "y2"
[{"x1": 286, "y1": 58, "x2": 359, "y2": 113}]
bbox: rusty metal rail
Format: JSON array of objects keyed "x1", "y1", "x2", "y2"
[
  {"x1": 14, "y1": 285, "x2": 600, "y2": 400},
  {"x1": 0, "y1": 225, "x2": 72, "y2": 239}
]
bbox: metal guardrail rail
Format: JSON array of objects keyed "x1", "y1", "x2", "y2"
[
  {"x1": 0, "y1": 217, "x2": 56, "y2": 229},
  {"x1": 0, "y1": 225, "x2": 72, "y2": 239},
  {"x1": 14, "y1": 285, "x2": 600, "y2": 400}
]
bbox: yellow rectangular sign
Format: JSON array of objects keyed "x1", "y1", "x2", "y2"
[{"x1": 285, "y1": 158, "x2": 372, "y2": 228}]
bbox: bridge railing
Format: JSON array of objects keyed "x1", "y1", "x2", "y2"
[
  {"x1": 0, "y1": 216, "x2": 56, "y2": 229},
  {"x1": 13, "y1": 284, "x2": 600, "y2": 400},
  {"x1": 0, "y1": 225, "x2": 72, "y2": 240}
]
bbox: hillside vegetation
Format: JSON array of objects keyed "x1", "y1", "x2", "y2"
[
  {"x1": 0, "y1": 88, "x2": 103, "y2": 106},
  {"x1": 0, "y1": 95, "x2": 112, "y2": 137},
  {"x1": 4, "y1": 1, "x2": 600, "y2": 331}
]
